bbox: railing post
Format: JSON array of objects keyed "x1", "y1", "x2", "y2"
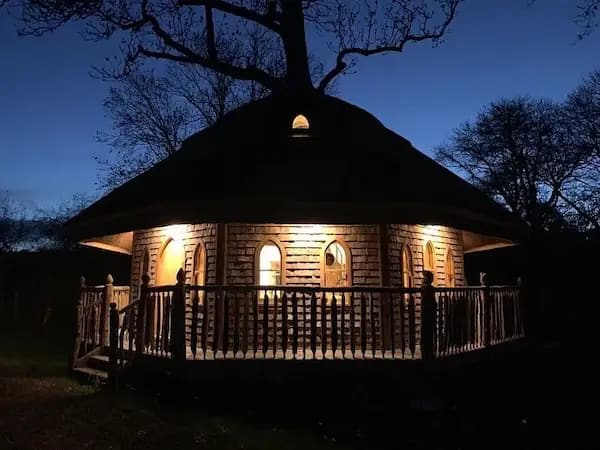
[
  {"x1": 71, "y1": 276, "x2": 86, "y2": 369},
  {"x1": 517, "y1": 276, "x2": 525, "y2": 337},
  {"x1": 171, "y1": 268, "x2": 187, "y2": 363},
  {"x1": 100, "y1": 274, "x2": 113, "y2": 346},
  {"x1": 481, "y1": 272, "x2": 491, "y2": 347},
  {"x1": 108, "y1": 302, "x2": 119, "y2": 390},
  {"x1": 136, "y1": 273, "x2": 150, "y2": 355},
  {"x1": 421, "y1": 271, "x2": 436, "y2": 360}
]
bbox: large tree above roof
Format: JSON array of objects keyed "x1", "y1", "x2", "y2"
[{"x1": 2, "y1": 0, "x2": 461, "y2": 91}]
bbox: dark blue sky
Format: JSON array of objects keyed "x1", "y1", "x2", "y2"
[{"x1": 1, "y1": 0, "x2": 599, "y2": 210}]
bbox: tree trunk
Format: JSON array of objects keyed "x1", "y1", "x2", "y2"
[{"x1": 280, "y1": 0, "x2": 312, "y2": 91}]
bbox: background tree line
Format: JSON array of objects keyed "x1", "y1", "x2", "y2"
[
  {"x1": 436, "y1": 69, "x2": 600, "y2": 232},
  {"x1": 0, "y1": 191, "x2": 92, "y2": 253}
]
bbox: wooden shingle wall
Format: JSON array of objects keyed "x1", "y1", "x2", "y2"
[
  {"x1": 130, "y1": 224, "x2": 217, "y2": 298},
  {"x1": 129, "y1": 223, "x2": 465, "y2": 296},
  {"x1": 388, "y1": 224, "x2": 465, "y2": 287},
  {"x1": 225, "y1": 224, "x2": 381, "y2": 286}
]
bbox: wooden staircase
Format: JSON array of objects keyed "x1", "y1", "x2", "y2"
[{"x1": 72, "y1": 347, "x2": 109, "y2": 384}]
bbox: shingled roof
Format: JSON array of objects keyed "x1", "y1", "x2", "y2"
[{"x1": 67, "y1": 90, "x2": 526, "y2": 240}]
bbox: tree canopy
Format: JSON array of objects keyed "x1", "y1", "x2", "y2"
[
  {"x1": 436, "y1": 72, "x2": 600, "y2": 232},
  {"x1": 1, "y1": 0, "x2": 461, "y2": 92}
]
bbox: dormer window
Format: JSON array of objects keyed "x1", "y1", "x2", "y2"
[{"x1": 292, "y1": 114, "x2": 309, "y2": 130}]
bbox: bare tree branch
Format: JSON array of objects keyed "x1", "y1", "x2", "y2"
[
  {"x1": 178, "y1": 0, "x2": 281, "y2": 32},
  {"x1": 317, "y1": 0, "x2": 461, "y2": 91}
]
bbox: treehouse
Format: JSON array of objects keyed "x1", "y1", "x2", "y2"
[{"x1": 67, "y1": 90, "x2": 526, "y2": 382}]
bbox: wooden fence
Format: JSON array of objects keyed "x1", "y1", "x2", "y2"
[{"x1": 105, "y1": 270, "x2": 524, "y2": 374}]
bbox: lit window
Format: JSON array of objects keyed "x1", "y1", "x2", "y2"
[
  {"x1": 424, "y1": 241, "x2": 435, "y2": 271},
  {"x1": 258, "y1": 242, "x2": 282, "y2": 286},
  {"x1": 324, "y1": 241, "x2": 349, "y2": 288},
  {"x1": 193, "y1": 243, "x2": 206, "y2": 286},
  {"x1": 445, "y1": 248, "x2": 455, "y2": 287},
  {"x1": 423, "y1": 241, "x2": 435, "y2": 284},
  {"x1": 156, "y1": 238, "x2": 185, "y2": 285},
  {"x1": 138, "y1": 248, "x2": 150, "y2": 301},
  {"x1": 292, "y1": 114, "x2": 309, "y2": 130},
  {"x1": 141, "y1": 248, "x2": 150, "y2": 279},
  {"x1": 402, "y1": 245, "x2": 413, "y2": 288}
]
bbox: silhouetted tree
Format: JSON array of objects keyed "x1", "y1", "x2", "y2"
[
  {"x1": 95, "y1": 70, "x2": 193, "y2": 189},
  {"x1": 566, "y1": 69, "x2": 600, "y2": 156},
  {"x1": 436, "y1": 97, "x2": 600, "y2": 231},
  {"x1": 34, "y1": 193, "x2": 95, "y2": 250},
  {"x1": 3, "y1": 1, "x2": 461, "y2": 189},
  {"x1": 0, "y1": 190, "x2": 26, "y2": 253},
  {"x1": 95, "y1": 51, "x2": 282, "y2": 189},
  {"x1": 574, "y1": 0, "x2": 600, "y2": 37},
  {"x1": 1, "y1": 0, "x2": 461, "y2": 92}
]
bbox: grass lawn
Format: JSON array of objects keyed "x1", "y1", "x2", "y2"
[
  {"x1": 0, "y1": 326, "x2": 567, "y2": 450},
  {"x1": 0, "y1": 330, "x2": 347, "y2": 450}
]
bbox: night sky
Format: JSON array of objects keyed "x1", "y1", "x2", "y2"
[{"x1": 1, "y1": 0, "x2": 599, "y2": 211}]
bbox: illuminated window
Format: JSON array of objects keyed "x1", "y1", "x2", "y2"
[
  {"x1": 141, "y1": 248, "x2": 150, "y2": 279},
  {"x1": 423, "y1": 240, "x2": 436, "y2": 284},
  {"x1": 292, "y1": 114, "x2": 309, "y2": 130},
  {"x1": 324, "y1": 241, "x2": 349, "y2": 288},
  {"x1": 193, "y1": 243, "x2": 206, "y2": 286},
  {"x1": 156, "y1": 238, "x2": 185, "y2": 285},
  {"x1": 445, "y1": 248, "x2": 455, "y2": 287},
  {"x1": 258, "y1": 242, "x2": 282, "y2": 286},
  {"x1": 402, "y1": 245, "x2": 414, "y2": 288},
  {"x1": 423, "y1": 241, "x2": 435, "y2": 271},
  {"x1": 137, "y1": 248, "x2": 150, "y2": 301}
]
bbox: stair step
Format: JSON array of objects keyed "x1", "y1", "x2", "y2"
[
  {"x1": 87, "y1": 354, "x2": 109, "y2": 371},
  {"x1": 73, "y1": 367, "x2": 108, "y2": 382}
]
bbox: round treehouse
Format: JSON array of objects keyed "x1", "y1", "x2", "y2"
[
  {"x1": 69, "y1": 90, "x2": 526, "y2": 368},
  {"x1": 69, "y1": 89, "x2": 523, "y2": 291}
]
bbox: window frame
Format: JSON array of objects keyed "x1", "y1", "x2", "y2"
[
  {"x1": 192, "y1": 241, "x2": 207, "y2": 287},
  {"x1": 321, "y1": 239, "x2": 352, "y2": 288},
  {"x1": 401, "y1": 244, "x2": 414, "y2": 288},
  {"x1": 254, "y1": 238, "x2": 285, "y2": 287},
  {"x1": 445, "y1": 247, "x2": 456, "y2": 287},
  {"x1": 155, "y1": 237, "x2": 186, "y2": 286}
]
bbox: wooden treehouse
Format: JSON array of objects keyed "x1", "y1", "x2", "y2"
[{"x1": 67, "y1": 90, "x2": 527, "y2": 383}]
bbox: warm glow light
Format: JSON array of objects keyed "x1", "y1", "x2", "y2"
[
  {"x1": 292, "y1": 114, "x2": 310, "y2": 129},
  {"x1": 301, "y1": 224, "x2": 326, "y2": 234},
  {"x1": 157, "y1": 238, "x2": 185, "y2": 285},
  {"x1": 259, "y1": 243, "x2": 281, "y2": 286},
  {"x1": 324, "y1": 241, "x2": 348, "y2": 288},
  {"x1": 163, "y1": 224, "x2": 188, "y2": 242},
  {"x1": 424, "y1": 225, "x2": 441, "y2": 234}
]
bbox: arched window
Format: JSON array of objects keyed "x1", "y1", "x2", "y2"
[
  {"x1": 193, "y1": 242, "x2": 206, "y2": 286},
  {"x1": 423, "y1": 240, "x2": 436, "y2": 285},
  {"x1": 292, "y1": 114, "x2": 309, "y2": 130},
  {"x1": 445, "y1": 248, "x2": 455, "y2": 287},
  {"x1": 423, "y1": 241, "x2": 435, "y2": 271},
  {"x1": 156, "y1": 238, "x2": 185, "y2": 285},
  {"x1": 257, "y1": 241, "x2": 282, "y2": 286},
  {"x1": 141, "y1": 248, "x2": 150, "y2": 279},
  {"x1": 323, "y1": 241, "x2": 350, "y2": 288},
  {"x1": 137, "y1": 248, "x2": 150, "y2": 301},
  {"x1": 402, "y1": 245, "x2": 414, "y2": 288}
]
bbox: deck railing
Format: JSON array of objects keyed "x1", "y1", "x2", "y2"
[
  {"x1": 72, "y1": 275, "x2": 130, "y2": 368},
  {"x1": 433, "y1": 286, "x2": 524, "y2": 357},
  {"x1": 106, "y1": 271, "x2": 524, "y2": 372}
]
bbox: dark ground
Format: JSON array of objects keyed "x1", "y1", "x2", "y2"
[{"x1": 0, "y1": 324, "x2": 568, "y2": 450}]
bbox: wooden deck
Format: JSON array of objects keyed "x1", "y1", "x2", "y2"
[{"x1": 72, "y1": 277, "x2": 525, "y2": 382}]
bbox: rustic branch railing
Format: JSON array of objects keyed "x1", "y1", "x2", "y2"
[
  {"x1": 432, "y1": 286, "x2": 524, "y2": 357},
  {"x1": 72, "y1": 275, "x2": 130, "y2": 368},
  {"x1": 109, "y1": 272, "x2": 524, "y2": 369}
]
